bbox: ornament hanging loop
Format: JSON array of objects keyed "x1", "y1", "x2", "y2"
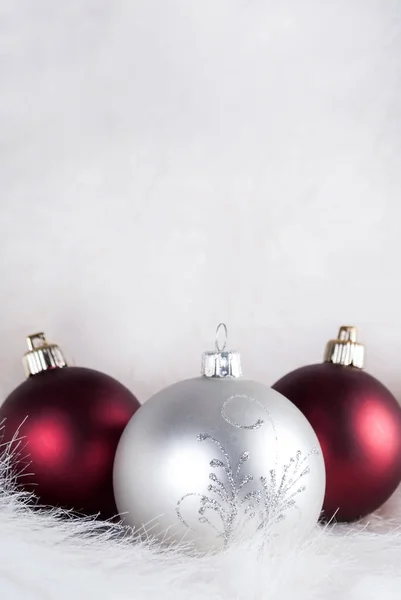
[
  {"x1": 324, "y1": 325, "x2": 364, "y2": 369},
  {"x1": 27, "y1": 332, "x2": 48, "y2": 351},
  {"x1": 202, "y1": 323, "x2": 242, "y2": 378},
  {"x1": 338, "y1": 326, "x2": 357, "y2": 343},
  {"x1": 215, "y1": 323, "x2": 228, "y2": 353}
]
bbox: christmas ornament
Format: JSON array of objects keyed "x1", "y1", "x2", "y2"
[
  {"x1": 113, "y1": 324, "x2": 325, "y2": 553},
  {"x1": 273, "y1": 326, "x2": 401, "y2": 522},
  {"x1": 0, "y1": 332, "x2": 140, "y2": 518}
]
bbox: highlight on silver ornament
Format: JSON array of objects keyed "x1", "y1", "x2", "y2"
[{"x1": 113, "y1": 324, "x2": 326, "y2": 553}]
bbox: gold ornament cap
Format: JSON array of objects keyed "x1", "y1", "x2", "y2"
[
  {"x1": 23, "y1": 332, "x2": 68, "y2": 377},
  {"x1": 324, "y1": 326, "x2": 365, "y2": 369},
  {"x1": 201, "y1": 323, "x2": 242, "y2": 378}
]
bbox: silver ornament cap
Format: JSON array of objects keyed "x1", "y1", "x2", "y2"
[
  {"x1": 201, "y1": 323, "x2": 242, "y2": 378},
  {"x1": 324, "y1": 325, "x2": 365, "y2": 369},
  {"x1": 23, "y1": 332, "x2": 67, "y2": 378}
]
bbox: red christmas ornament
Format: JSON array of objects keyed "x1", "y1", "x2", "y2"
[
  {"x1": 272, "y1": 326, "x2": 401, "y2": 522},
  {"x1": 0, "y1": 333, "x2": 140, "y2": 518}
]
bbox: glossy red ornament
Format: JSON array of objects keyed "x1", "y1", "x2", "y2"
[
  {"x1": 0, "y1": 333, "x2": 140, "y2": 519},
  {"x1": 273, "y1": 326, "x2": 401, "y2": 522}
]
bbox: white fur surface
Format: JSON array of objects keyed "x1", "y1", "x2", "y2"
[{"x1": 1, "y1": 450, "x2": 401, "y2": 600}]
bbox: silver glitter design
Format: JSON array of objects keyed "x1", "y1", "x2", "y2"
[
  {"x1": 176, "y1": 394, "x2": 320, "y2": 546},
  {"x1": 176, "y1": 433, "x2": 252, "y2": 543},
  {"x1": 221, "y1": 394, "x2": 267, "y2": 429},
  {"x1": 221, "y1": 393, "x2": 280, "y2": 483},
  {"x1": 247, "y1": 448, "x2": 319, "y2": 530},
  {"x1": 176, "y1": 432, "x2": 319, "y2": 545}
]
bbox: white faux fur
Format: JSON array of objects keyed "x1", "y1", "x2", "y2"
[{"x1": 1, "y1": 444, "x2": 401, "y2": 600}]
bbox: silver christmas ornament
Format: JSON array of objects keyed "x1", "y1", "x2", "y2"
[{"x1": 113, "y1": 325, "x2": 325, "y2": 553}]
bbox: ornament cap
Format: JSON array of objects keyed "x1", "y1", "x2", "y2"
[
  {"x1": 23, "y1": 332, "x2": 68, "y2": 377},
  {"x1": 201, "y1": 323, "x2": 242, "y2": 378},
  {"x1": 324, "y1": 326, "x2": 365, "y2": 369}
]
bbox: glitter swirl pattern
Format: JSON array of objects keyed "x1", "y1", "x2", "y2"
[{"x1": 176, "y1": 394, "x2": 319, "y2": 546}]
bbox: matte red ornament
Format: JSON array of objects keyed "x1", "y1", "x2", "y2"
[
  {"x1": 0, "y1": 333, "x2": 140, "y2": 519},
  {"x1": 273, "y1": 326, "x2": 401, "y2": 522}
]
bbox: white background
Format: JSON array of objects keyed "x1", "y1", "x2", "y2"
[{"x1": 1, "y1": 1, "x2": 401, "y2": 404}]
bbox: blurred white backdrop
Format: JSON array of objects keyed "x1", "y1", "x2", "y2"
[{"x1": 1, "y1": 1, "x2": 401, "y2": 403}]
